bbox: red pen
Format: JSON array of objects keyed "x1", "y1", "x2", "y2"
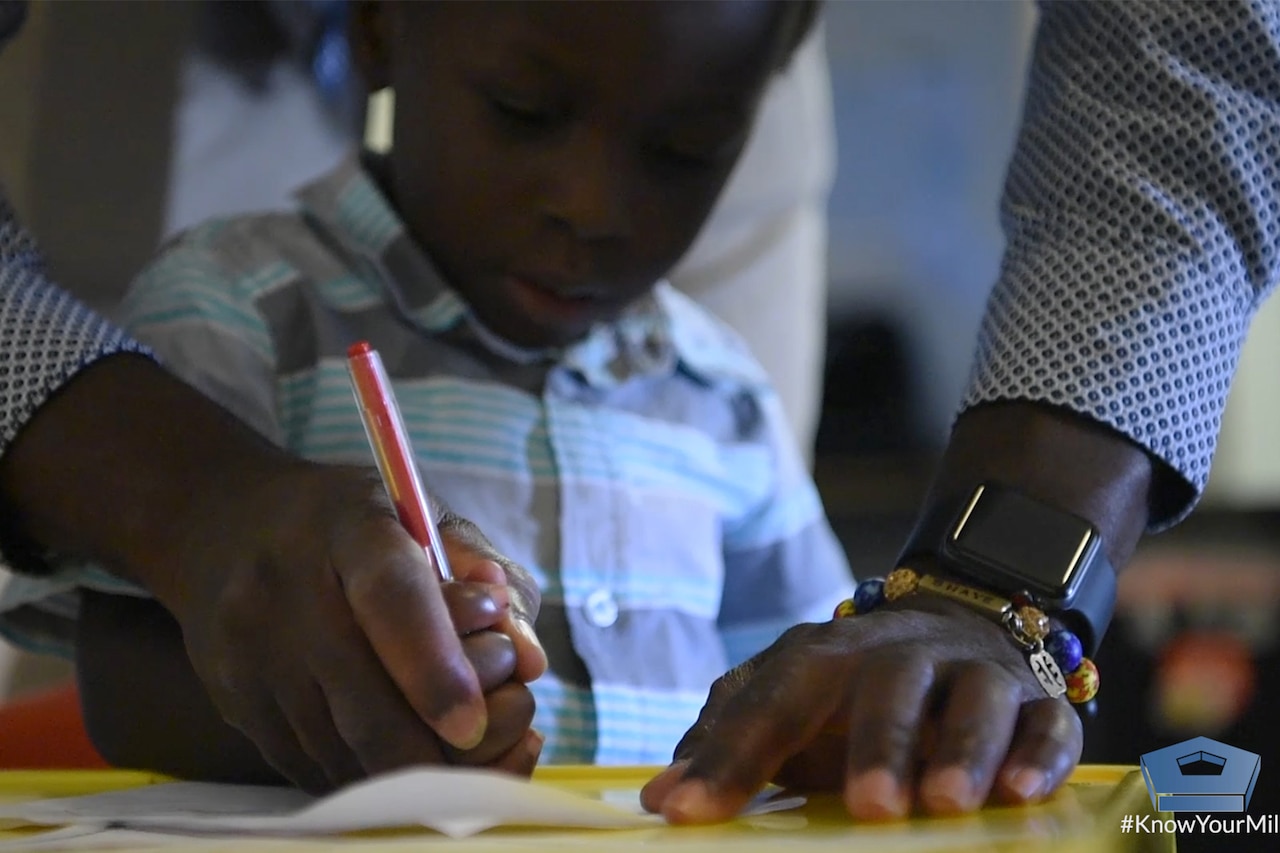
[{"x1": 346, "y1": 341, "x2": 453, "y2": 582}]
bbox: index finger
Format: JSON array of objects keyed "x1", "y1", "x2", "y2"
[{"x1": 333, "y1": 515, "x2": 487, "y2": 750}]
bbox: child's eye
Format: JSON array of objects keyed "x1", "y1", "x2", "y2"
[
  {"x1": 650, "y1": 123, "x2": 748, "y2": 173},
  {"x1": 487, "y1": 93, "x2": 556, "y2": 128}
]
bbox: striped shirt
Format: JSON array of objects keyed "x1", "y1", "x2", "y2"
[{"x1": 1, "y1": 154, "x2": 855, "y2": 765}]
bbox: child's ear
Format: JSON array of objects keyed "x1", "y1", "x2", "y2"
[{"x1": 348, "y1": 0, "x2": 391, "y2": 92}]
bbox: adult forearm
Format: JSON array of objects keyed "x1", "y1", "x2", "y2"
[
  {"x1": 0, "y1": 353, "x2": 295, "y2": 605},
  {"x1": 963, "y1": 1, "x2": 1280, "y2": 530},
  {"x1": 925, "y1": 401, "x2": 1154, "y2": 569}
]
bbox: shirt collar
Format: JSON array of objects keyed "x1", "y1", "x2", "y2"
[{"x1": 293, "y1": 151, "x2": 764, "y2": 392}]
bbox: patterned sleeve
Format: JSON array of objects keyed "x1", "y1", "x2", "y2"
[
  {"x1": 0, "y1": 229, "x2": 280, "y2": 658},
  {"x1": 0, "y1": 192, "x2": 152, "y2": 461},
  {"x1": 0, "y1": 189, "x2": 155, "y2": 654},
  {"x1": 963, "y1": 0, "x2": 1280, "y2": 527},
  {"x1": 717, "y1": 386, "x2": 856, "y2": 668}
]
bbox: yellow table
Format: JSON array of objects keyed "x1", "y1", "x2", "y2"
[{"x1": 0, "y1": 765, "x2": 1173, "y2": 852}]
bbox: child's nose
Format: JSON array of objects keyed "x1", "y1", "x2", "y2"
[{"x1": 543, "y1": 128, "x2": 632, "y2": 243}]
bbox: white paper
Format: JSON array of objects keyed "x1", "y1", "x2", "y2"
[{"x1": 0, "y1": 766, "x2": 804, "y2": 845}]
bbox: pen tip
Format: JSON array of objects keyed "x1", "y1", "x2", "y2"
[{"x1": 348, "y1": 341, "x2": 373, "y2": 357}]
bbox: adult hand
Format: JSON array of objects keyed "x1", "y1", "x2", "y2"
[
  {"x1": 159, "y1": 460, "x2": 547, "y2": 790},
  {"x1": 640, "y1": 598, "x2": 1082, "y2": 823}
]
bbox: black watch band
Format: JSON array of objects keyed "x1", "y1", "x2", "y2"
[{"x1": 897, "y1": 483, "x2": 1116, "y2": 656}]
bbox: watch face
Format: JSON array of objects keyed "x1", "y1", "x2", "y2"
[{"x1": 944, "y1": 485, "x2": 1096, "y2": 605}]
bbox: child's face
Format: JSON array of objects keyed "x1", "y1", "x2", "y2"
[{"x1": 356, "y1": 1, "x2": 786, "y2": 349}]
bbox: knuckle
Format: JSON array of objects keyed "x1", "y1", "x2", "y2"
[
  {"x1": 968, "y1": 659, "x2": 1024, "y2": 702},
  {"x1": 936, "y1": 721, "x2": 987, "y2": 762},
  {"x1": 216, "y1": 564, "x2": 273, "y2": 625},
  {"x1": 711, "y1": 660, "x2": 756, "y2": 699},
  {"x1": 868, "y1": 715, "x2": 920, "y2": 761},
  {"x1": 1034, "y1": 696, "x2": 1084, "y2": 745},
  {"x1": 776, "y1": 621, "x2": 822, "y2": 646}
]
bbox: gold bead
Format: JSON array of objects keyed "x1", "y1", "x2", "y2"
[
  {"x1": 884, "y1": 567, "x2": 920, "y2": 601},
  {"x1": 833, "y1": 598, "x2": 858, "y2": 619},
  {"x1": 1016, "y1": 606, "x2": 1050, "y2": 642}
]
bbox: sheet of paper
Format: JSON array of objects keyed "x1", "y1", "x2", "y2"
[{"x1": 0, "y1": 767, "x2": 804, "y2": 845}]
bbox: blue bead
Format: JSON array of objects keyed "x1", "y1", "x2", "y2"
[
  {"x1": 1045, "y1": 629, "x2": 1084, "y2": 673},
  {"x1": 853, "y1": 579, "x2": 886, "y2": 614}
]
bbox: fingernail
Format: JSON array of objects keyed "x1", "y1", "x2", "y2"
[
  {"x1": 1005, "y1": 768, "x2": 1046, "y2": 802},
  {"x1": 483, "y1": 583, "x2": 511, "y2": 610},
  {"x1": 439, "y1": 702, "x2": 488, "y2": 751},
  {"x1": 515, "y1": 618, "x2": 548, "y2": 664},
  {"x1": 921, "y1": 767, "x2": 976, "y2": 814},
  {"x1": 663, "y1": 779, "x2": 717, "y2": 824},
  {"x1": 845, "y1": 769, "x2": 909, "y2": 820},
  {"x1": 526, "y1": 728, "x2": 546, "y2": 761}
]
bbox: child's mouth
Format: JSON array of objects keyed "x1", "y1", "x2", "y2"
[{"x1": 507, "y1": 275, "x2": 607, "y2": 328}]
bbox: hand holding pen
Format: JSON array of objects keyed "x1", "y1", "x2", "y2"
[{"x1": 347, "y1": 342, "x2": 548, "y2": 763}]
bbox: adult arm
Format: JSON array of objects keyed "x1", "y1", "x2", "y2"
[
  {"x1": 644, "y1": 0, "x2": 1280, "y2": 822},
  {"x1": 0, "y1": 196, "x2": 545, "y2": 787}
]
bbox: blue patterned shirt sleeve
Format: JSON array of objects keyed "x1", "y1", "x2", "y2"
[
  {"x1": 964, "y1": 0, "x2": 1280, "y2": 528},
  {"x1": 1, "y1": 5, "x2": 151, "y2": 468},
  {"x1": 0, "y1": 190, "x2": 152, "y2": 462}
]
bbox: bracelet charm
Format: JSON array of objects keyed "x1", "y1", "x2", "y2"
[{"x1": 834, "y1": 570, "x2": 1098, "y2": 704}]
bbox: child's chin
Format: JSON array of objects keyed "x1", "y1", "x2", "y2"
[{"x1": 479, "y1": 311, "x2": 594, "y2": 352}]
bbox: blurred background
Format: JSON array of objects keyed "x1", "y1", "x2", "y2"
[{"x1": 0, "y1": 3, "x2": 1276, "y2": 844}]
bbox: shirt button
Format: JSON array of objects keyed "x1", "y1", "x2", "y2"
[{"x1": 584, "y1": 588, "x2": 619, "y2": 628}]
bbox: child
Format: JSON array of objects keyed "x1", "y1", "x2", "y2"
[{"x1": 6, "y1": 0, "x2": 854, "y2": 773}]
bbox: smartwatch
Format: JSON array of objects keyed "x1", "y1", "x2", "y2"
[{"x1": 899, "y1": 482, "x2": 1117, "y2": 655}]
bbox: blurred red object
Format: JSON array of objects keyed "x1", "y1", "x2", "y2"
[
  {"x1": 0, "y1": 682, "x2": 108, "y2": 768},
  {"x1": 1153, "y1": 631, "x2": 1257, "y2": 735}
]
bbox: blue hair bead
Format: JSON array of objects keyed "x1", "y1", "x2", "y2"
[
  {"x1": 1045, "y1": 628, "x2": 1084, "y2": 674},
  {"x1": 853, "y1": 578, "x2": 886, "y2": 614}
]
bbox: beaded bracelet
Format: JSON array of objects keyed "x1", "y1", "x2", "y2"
[{"x1": 833, "y1": 567, "x2": 1100, "y2": 705}]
